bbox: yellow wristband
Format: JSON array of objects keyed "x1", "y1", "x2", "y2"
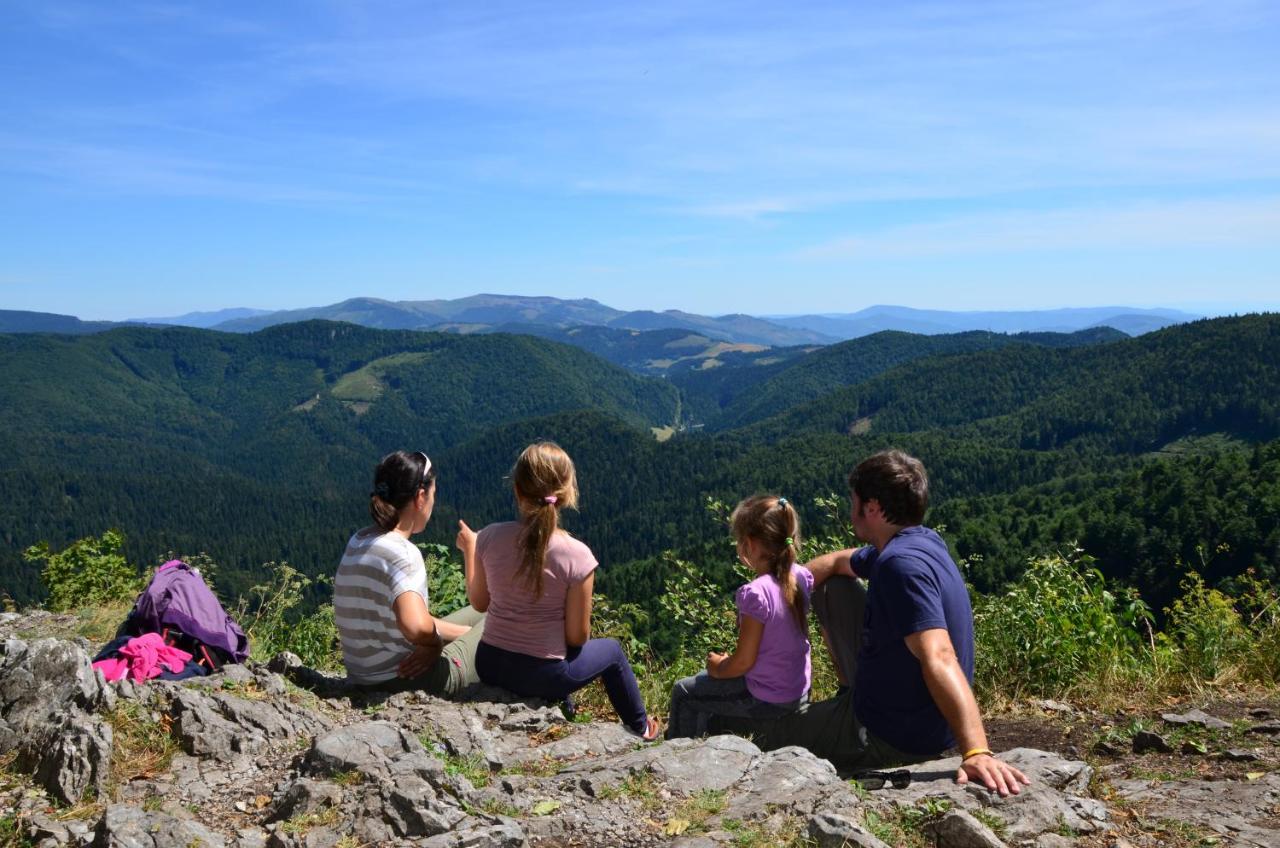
[{"x1": 962, "y1": 747, "x2": 992, "y2": 760}]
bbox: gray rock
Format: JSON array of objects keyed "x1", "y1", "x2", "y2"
[
  {"x1": 1131, "y1": 730, "x2": 1173, "y2": 754},
  {"x1": 169, "y1": 682, "x2": 331, "y2": 760},
  {"x1": 1220, "y1": 748, "x2": 1260, "y2": 761},
  {"x1": 1, "y1": 638, "x2": 116, "y2": 803},
  {"x1": 651, "y1": 735, "x2": 759, "y2": 793},
  {"x1": 421, "y1": 707, "x2": 506, "y2": 770},
  {"x1": 926, "y1": 809, "x2": 1009, "y2": 848},
  {"x1": 865, "y1": 748, "x2": 1102, "y2": 842},
  {"x1": 265, "y1": 777, "x2": 343, "y2": 823},
  {"x1": 419, "y1": 819, "x2": 527, "y2": 847},
  {"x1": 89, "y1": 803, "x2": 227, "y2": 847},
  {"x1": 1033, "y1": 834, "x2": 1075, "y2": 848},
  {"x1": 808, "y1": 812, "x2": 892, "y2": 848},
  {"x1": 1247, "y1": 722, "x2": 1280, "y2": 735},
  {"x1": 1035, "y1": 700, "x2": 1076, "y2": 714},
  {"x1": 304, "y1": 720, "x2": 446, "y2": 785},
  {"x1": 1113, "y1": 771, "x2": 1280, "y2": 847},
  {"x1": 1161, "y1": 709, "x2": 1231, "y2": 730},
  {"x1": 0, "y1": 638, "x2": 111, "y2": 726},
  {"x1": 19, "y1": 712, "x2": 113, "y2": 805},
  {"x1": 724, "y1": 746, "x2": 857, "y2": 821}
]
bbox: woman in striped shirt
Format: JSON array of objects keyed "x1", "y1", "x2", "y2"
[{"x1": 333, "y1": 450, "x2": 485, "y2": 696}]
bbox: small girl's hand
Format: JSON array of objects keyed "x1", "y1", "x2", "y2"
[
  {"x1": 706, "y1": 651, "x2": 728, "y2": 675},
  {"x1": 456, "y1": 520, "x2": 477, "y2": 555}
]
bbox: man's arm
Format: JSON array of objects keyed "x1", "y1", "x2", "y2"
[
  {"x1": 904, "y1": 628, "x2": 1030, "y2": 797},
  {"x1": 803, "y1": 548, "x2": 856, "y2": 586}
]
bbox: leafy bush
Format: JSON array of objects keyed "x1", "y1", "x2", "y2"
[
  {"x1": 1161, "y1": 571, "x2": 1250, "y2": 685},
  {"x1": 25, "y1": 529, "x2": 143, "y2": 613},
  {"x1": 972, "y1": 548, "x2": 1153, "y2": 701},
  {"x1": 420, "y1": 542, "x2": 468, "y2": 617},
  {"x1": 234, "y1": 562, "x2": 341, "y2": 670},
  {"x1": 1236, "y1": 570, "x2": 1280, "y2": 682}
]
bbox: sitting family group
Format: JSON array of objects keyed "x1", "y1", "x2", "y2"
[{"x1": 333, "y1": 442, "x2": 1029, "y2": 796}]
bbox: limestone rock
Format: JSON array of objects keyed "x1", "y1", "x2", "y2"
[
  {"x1": 168, "y1": 680, "x2": 331, "y2": 760},
  {"x1": 808, "y1": 811, "x2": 892, "y2": 848},
  {"x1": 1131, "y1": 730, "x2": 1173, "y2": 754},
  {"x1": 926, "y1": 809, "x2": 1009, "y2": 848},
  {"x1": 90, "y1": 803, "x2": 227, "y2": 847},
  {"x1": 1161, "y1": 708, "x2": 1231, "y2": 730}
]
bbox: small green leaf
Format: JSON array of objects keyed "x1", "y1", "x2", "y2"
[{"x1": 532, "y1": 800, "x2": 562, "y2": 816}]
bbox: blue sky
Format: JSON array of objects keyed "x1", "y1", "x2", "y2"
[{"x1": 1, "y1": 1, "x2": 1278, "y2": 320}]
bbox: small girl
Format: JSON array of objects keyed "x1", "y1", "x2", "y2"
[
  {"x1": 457, "y1": 441, "x2": 661, "y2": 740},
  {"x1": 666, "y1": 495, "x2": 813, "y2": 738}
]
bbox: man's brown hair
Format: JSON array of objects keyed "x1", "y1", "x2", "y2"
[{"x1": 847, "y1": 449, "x2": 929, "y2": 526}]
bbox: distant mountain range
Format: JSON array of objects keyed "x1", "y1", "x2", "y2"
[
  {"x1": 766, "y1": 305, "x2": 1200, "y2": 338},
  {"x1": 2, "y1": 297, "x2": 1202, "y2": 359}
]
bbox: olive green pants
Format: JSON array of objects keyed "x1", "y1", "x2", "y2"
[{"x1": 368, "y1": 605, "x2": 486, "y2": 699}]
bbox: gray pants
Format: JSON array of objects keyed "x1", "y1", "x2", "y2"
[
  {"x1": 666, "y1": 672, "x2": 804, "y2": 740},
  {"x1": 367, "y1": 605, "x2": 486, "y2": 699},
  {"x1": 711, "y1": 576, "x2": 930, "y2": 771}
]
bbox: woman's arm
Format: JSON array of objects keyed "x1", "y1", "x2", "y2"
[
  {"x1": 457, "y1": 520, "x2": 490, "y2": 612},
  {"x1": 706, "y1": 616, "x2": 764, "y2": 679},
  {"x1": 392, "y1": 591, "x2": 443, "y2": 645},
  {"x1": 565, "y1": 571, "x2": 594, "y2": 647}
]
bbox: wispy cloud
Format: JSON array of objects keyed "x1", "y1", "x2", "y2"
[{"x1": 799, "y1": 196, "x2": 1280, "y2": 259}]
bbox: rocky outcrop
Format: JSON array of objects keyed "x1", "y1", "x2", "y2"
[{"x1": 0, "y1": 632, "x2": 1274, "y2": 847}]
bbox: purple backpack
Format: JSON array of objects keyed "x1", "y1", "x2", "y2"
[{"x1": 129, "y1": 560, "x2": 250, "y2": 663}]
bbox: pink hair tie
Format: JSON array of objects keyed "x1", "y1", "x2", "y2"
[{"x1": 543, "y1": 495, "x2": 558, "y2": 505}]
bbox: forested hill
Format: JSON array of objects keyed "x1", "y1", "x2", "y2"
[
  {"x1": 1, "y1": 315, "x2": 1276, "y2": 622},
  {"x1": 0, "y1": 322, "x2": 677, "y2": 602},
  {"x1": 675, "y1": 326, "x2": 1124, "y2": 430},
  {"x1": 739, "y1": 314, "x2": 1280, "y2": 449}
]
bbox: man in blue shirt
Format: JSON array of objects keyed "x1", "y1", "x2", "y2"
[{"x1": 728, "y1": 450, "x2": 1029, "y2": 796}]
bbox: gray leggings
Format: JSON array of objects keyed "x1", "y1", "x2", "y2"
[{"x1": 666, "y1": 672, "x2": 804, "y2": 739}]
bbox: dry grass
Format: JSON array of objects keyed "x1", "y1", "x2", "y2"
[{"x1": 107, "y1": 700, "x2": 178, "y2": 788}]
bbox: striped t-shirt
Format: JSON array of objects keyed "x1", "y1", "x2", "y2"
[{"x1": 334, "y1": 529, "x2": 428, "y2": 684}]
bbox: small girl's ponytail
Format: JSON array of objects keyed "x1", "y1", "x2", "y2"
[
  {"x1": 731, "y1": 495, "x2": 805, "y2": 630},
  {"x1": 511, "y1": 443, "x2": 579, "y2": 597}
]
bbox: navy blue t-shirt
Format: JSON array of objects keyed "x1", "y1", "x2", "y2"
[{"x1": 850, "y1": 526, "x2": 974, "y2": 755}]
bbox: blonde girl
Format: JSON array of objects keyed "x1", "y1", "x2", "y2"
[
  {"x1": 666, "y1": 494, "x2": 812, "y2": 738},
  {"x1": 456, "y1": 441, "x2": 660, "y2": 740}
]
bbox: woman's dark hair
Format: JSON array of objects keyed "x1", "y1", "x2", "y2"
[
  {"x1": 731, "y1": 495, "x2": 805, "y2": 630},
  {"x1": 511, "y1": 441, "x2": 579, "y2": 598},
  {"x1": 847, "y1": 449, "x2": 928, "y2": 526},
  {"x1": 369, "y1": 450, "x2": 436, "y2": 532}
]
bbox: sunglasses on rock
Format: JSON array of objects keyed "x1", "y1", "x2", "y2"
[{"x1": 851, "y1": 769, "x2": 911, "y2": 790}]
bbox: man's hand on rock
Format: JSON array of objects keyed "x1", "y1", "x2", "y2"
[{"x1": 955, "y1": 753, "x2": 1030, "y2": 797}]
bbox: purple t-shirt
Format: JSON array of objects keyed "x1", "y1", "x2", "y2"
[
  {"x1": 476, "y1": 521, "x2": 598, "y2": 660},
  {"x1": 735, "y1": 565, "x2": 813, "y2": 703}
]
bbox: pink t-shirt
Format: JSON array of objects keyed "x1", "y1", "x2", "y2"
[
  {"x1": 736, "y1": 565, "x2": 813, "y2": 703},
  {"x1": 476, "y1": 521, "x2": 599, "y2": 660}
]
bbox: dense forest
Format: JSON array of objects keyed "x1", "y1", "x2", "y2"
[{"x1": 1, "y1": 315, "x2": 1277, "y2": 628}]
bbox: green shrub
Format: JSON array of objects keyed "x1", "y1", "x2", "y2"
[
  {"x1": 1237, "y1": 570, "x2": 1280, "y2": 682},
  {"x1": 25, "y1": 530, "x2": 143, "y2": 612},
  {"x1": 234, "y1": 563, "x2": 341, "y2": 670},
  {"x1": 972, "y1": 548, "x2": 1153, "y2": 701},
  {"x1": 420, "y1": 542, "x2": 468, "y2": 616},
  {"x1": 1161, "y1": 571, "x2": 1250, "y2": 685}
]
